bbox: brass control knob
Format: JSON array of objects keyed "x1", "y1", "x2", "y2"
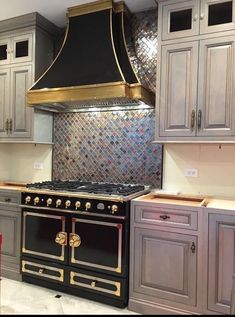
[
  {"x1": 25, "y1": 196, "x2": 31, "y2": 204},
  {"x1": 46, "y1": 198, "x2": 52, "y2": 206},
  {"x1": 56, "y1": 199, "x2": 62, "y2": 207},
  {"x1": 65, "y1": 200, "x2": 71, "y2": 208},
  {"x1": 111, "y1": 205, "x2": 118, "y2": 214},
  {"x1": 85, "y1": 202, "x2": 91, "y2": 211},
  {"x1": 34, "y1": 197, "x2": 40, "y2": 205},
  {"x1": 75, "y1": 201, "x2": 81, "y2": 210}
]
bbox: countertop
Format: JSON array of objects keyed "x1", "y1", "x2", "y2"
[{"x1": 0, "y1": 181, "x2": 27, "y2": 191}]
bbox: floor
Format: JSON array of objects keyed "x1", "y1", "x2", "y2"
[{"x1": 0, "y1": 278, "x2": 138, "y2": 315}]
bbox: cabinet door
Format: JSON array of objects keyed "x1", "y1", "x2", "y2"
[
  {"x1": 0, "y1": 207, "x2": 21, "y2": 269},
  {"x1": 200, "y1": 0, "x2": 235, "y2": 35},
  {"x1": 11, "y1": 33, "x2": 33, "y2": 64},
  {"x1": 208, "y1": 213, "x2": 235, "y2": 314},
  {"x1": 133, "y1": 228, "x2": 197, "y2": 306},
  {"x1": 197, "y1": 36, "x2": 235, "y2": 136},
  {"x1": 0, "y1": 68, "x2": 10, "y2": 137},
  {"x1": 159, "y1": 41, "x2": 198, "y2": 137},
  {"x1": 0, "y1": 38, "x2": 11, "y2": 65},
  {"x1": 9, "y1": 65, "x2": 33, "y2": 138},
  {"x1": 161, "y1": 0, "x2": 200, "y2": 41}
]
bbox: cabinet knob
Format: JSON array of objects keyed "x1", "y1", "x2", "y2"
[
  {"x1": 193, "y1": 15, "x2": 198, "y2": 21},
  {"x1": 200, "y1": 13, "x2": 205, "y2": 20}
]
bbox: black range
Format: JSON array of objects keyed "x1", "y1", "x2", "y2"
[{"x1": 21, "y1": 180, "x2": 150, "y2": 308}]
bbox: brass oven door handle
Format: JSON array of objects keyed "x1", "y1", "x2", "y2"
[
  {"x1": 69, "y1": 233, "x2": 81, "y2": 248},
  {"x1": 55, "y1": 232, "x2": 67, "y2": 246},
  {"x1": 191, "y1": 110, "x2": 195, "y2": 130}
]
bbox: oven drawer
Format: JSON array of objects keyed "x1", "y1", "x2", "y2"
[
  {"x1": 69, "y1": 268, "x2": 127, "y2": 301},
  {"x1": 134, "y1": 205, "x2": 198, "y2": 230},
  {"x1": 21, "y1": 259, "x2": 64, "y2": 283}
]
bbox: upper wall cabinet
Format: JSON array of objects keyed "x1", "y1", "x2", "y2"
[
  {"x1": 0, "y1": 13, "x2": 61, "y2": 143},
  {"x1": 162, "y1": 0, "x2": 235, "y2": 41},
  {"x1": 156, "y1": 0, "x2": 235, "y2": 143}
]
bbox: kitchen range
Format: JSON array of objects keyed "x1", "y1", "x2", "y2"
[{"x1": 20, "y1": 180, "x2": 150, "y2": 308}]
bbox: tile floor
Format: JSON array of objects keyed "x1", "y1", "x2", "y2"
[{"x1": 0, "y1": 278, "x2": 138, "y2": 315}]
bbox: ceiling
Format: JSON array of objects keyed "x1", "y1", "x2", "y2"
[{"x1": 1, "y1": 0, "x2": 157, "y2": 28}]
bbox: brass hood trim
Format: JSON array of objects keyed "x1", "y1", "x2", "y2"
[{"x1": 27, "y1": 82, "x2": 153, "y2": 106}]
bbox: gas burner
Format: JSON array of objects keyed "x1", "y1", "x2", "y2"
[{"x1": 26, "y1": 180, "x2": 148, "y2": 197}]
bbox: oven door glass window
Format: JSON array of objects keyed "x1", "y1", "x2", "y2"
[
  {"x1": 22, "y1": 211, "x2": 67, "y2": 262},
  {"x1": 70, "y1": 218, "x2": 123, "y2": 274}
]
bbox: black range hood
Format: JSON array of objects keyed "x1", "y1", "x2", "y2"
[{"x1": 27, "y1": 0, "x2": 155, "y2": 112}]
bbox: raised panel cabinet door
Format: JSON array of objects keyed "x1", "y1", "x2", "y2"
[
  {"x1": 9, "y1": 65, "x2": 33, "y2": 138},
  {"x1": 0, "y1": 68, "x2": 10, "y2": 137},
  {"x1": 200, "y1": 0, "x2": 235, "y2": 35},
  {"x1": 161, "y1": 0, "x2": 200, "y2": 41},
  {"x1": 0, "y1": 207, "x2": 21, "y2": 265},
  {"x1": 133, "y1": 228, "x2": 197, "y2": 306},
  {"x1": 159, "y1": 41, "x2": 198, "y2": 137},
  {"x1": 208, "y1": 213, "x2": 235, "y2": 314},
  {"x1": 197, "y1": 36, "x2": 235, "y2": 136}
]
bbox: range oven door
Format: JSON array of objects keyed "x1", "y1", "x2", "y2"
[
  {"x1": 69, "y1": 216, "x2": 127, "y2": 277},
  {"x1": 22, "y1": 209, "x2": 68, "y2": 264}
]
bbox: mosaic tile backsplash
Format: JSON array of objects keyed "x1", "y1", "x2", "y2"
[{"x1": 53, "y1": 109, "x2": 162, "y2": 188}]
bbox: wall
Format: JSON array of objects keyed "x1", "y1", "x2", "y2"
[
  {"x1": 53, "y1": 109, "x2": 162, "y2": 188},
  {"x1": 163, "y1": 144, "x2": 235, "y2": 198},
  {"x1": 0, "y1": 144, "x2": 52, "y2": 183}
]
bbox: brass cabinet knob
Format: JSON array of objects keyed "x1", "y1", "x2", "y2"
[
  {"x1": 85, "y1": 202, "x2": 91, "y2": 211},
  {"x1": 34, "y1": 197, "x2": 40, "y2": 205},
  {"x1": 69, "y1": 234, "x2": 81, "y2": 248},
  {"x1": 47, "y1": 198, "x2": 52, "y2": 206},
  {"x1": 56, "y1": 199, "x2": 62, "y2": 207},
  {"x1": 65, "y1": 200, "x2": 71, "y2": 208},
  {"x1": 111, "y1": 205, "x2": 118, "y2": 214},
  {"x1": 25, "y1": 196, "x2": 31, "y2": 204},
  {"x1": 55, "y1": 232, "x2": 67, "y2": 246}
]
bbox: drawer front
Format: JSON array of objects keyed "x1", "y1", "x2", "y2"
[
  {"x1": 22, "y1": 259, "x2": 64, "y2": 283},
  {"x1": 134, "y1": 205, "x2": 198, "y2": 230},
  {"x1": 69, "y1": 268, "x2": 126, "y2": 301},
  {"x1": 0, "y1": 191, "x2": 20, "y2": 204}
]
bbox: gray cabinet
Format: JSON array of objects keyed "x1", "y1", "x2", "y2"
[
  {"x1": 133, "y1": 228, "x2": 197, "y2": 306},
  {"x1": 0, "y1": 190, "x2": 21, "y2": 281},
  {"x1": 161, "y1": 0, "x2": 235, "y2": 41},
  {"x1": 156, "y1": 0, "x2": 235, "y2": 143},
  {"x1": 0, "y1": 13, "x2": 61, "y2": 143},
  {"x1": 208, "y1": 213, "x2": 235, "y2": 314}
]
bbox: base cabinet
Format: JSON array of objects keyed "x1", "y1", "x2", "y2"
[
  {"x1": 0, "y1": 190, "x2": 21, "y2": 281},
  {"x1": 129, "y1": 198, "x2": 235, "y2": 315},
  {"x1": 133, "y1": 228, "x2": 197, "y2": 306},
  {"x1": 208, "y1": 213, "x2": 235, "y2": 314}
]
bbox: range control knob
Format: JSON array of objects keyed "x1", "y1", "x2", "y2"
[
  {"x1": 46, "y1": 198, "x2": 53, "y2": 206},
  {"x1": 25, "y1": 196, "x2": 31, "y2": 204},
  {"x1": 75, "y1": 201, "x2": 81, "y2": 210},
  {"x1": 65, "y1": 200, "x2": 71, "y2": 208},
  {"x1": 111, "y1": 205, "x2": 118, "y2": 214},
  {"x1": 56, "y1": 199, "x2": 62, "y2": 207},
  {"x1": 34, "y1": 197, "x2": 40, "y2": 205},
  {"x1": 85, "y1": 202, "x2": 91, "y2": 211}
]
